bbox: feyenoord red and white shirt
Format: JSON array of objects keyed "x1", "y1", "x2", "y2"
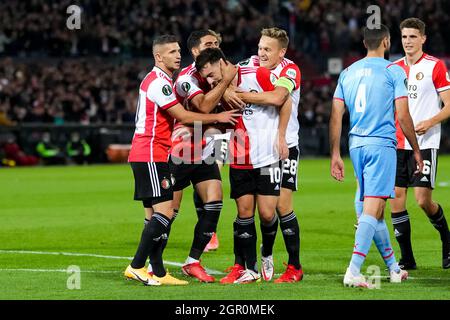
[
  {"x1": 128, "y1": 66, "x2": 178, "y2": 163},
  {"x1": 394, "y1": 53, "x2": 450, "y2": 150},
  {"x1": 171, "y1": 63, "x2": 214, "y2": 163},
  {"x1": 230, "y1": 66, "x2": 280, "y2": 169},
  {"x1": 240, "y1": 55, "x2": 301, "y2": 148}
]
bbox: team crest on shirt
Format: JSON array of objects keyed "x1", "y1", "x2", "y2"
[
  {"x1": 161, "y1": 177, "x2": 171, "y2": 189},
  {"x1": 286, "y1": 68, "x2": 297, "y2": 79},
  {"x1": 181, "y1": 82, "x2": 191, "y2": 92},
  {"x1": 416, "y1": 72, "x2": 424, "y2": 81},
  {"x1": 162, "y1": 85, "x2": 172, "y2": 96}
]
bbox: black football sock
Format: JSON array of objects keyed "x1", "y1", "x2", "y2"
[
  {"x1": 279, "y1": 211, "x2": 301, "y2": 269},
  {"x1": 130, "y1": 222, "x2": 154, "y2": 269},
  {"x1": 193, "y1": 191, "x2": 204, "y2": 220},
  {"x1": 161, "y1": 209, "x2": 178, "y2": 252},
  {"x1": 429, "y1": 205, "x2": 450, "y2": 258},
  {"x1": 391, "y1": 210, "x2": 415, "y2": 263},
  {"x1": 147, "y1": 213, "x2": 171, "y2": 277},
  {"x1": 236, "y1": 216, "x2": 257, "y2": 272},
  {"x1": 189, "y1": 201, "x2": 222, "y2": 260},
  {"x1": 233, "y1": 219, "x2": 245, "y2": 266},
  {"x1": 260, "y1": 214, "x2": 278, "y2": 257}
]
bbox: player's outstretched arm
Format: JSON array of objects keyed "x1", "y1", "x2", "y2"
[
  {"x1": 415, "y1": 90, "x2": 450, "y2": 135},
  {"x1": 192, "y1": 59, "x2": 239, "y2": 113},
  {"x1": 329, "y1": 98, "x2": 345, "y2": 181},
  {"x1": 167, "y1": 103, "x2": 240, "y2": 125},
  {"x1": 396, "y1": 97, "x2": 424, "y2": 174},
  {"x1": 237, "y1": 86, "x2": 289, "y2": 108}
]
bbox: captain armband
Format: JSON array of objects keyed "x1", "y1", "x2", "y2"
[{"x1": 274, "y1": 77, "x2": 295, "y2": 93}]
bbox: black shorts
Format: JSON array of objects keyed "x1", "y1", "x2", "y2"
[
  {"x1": 169, "y1": 157, "x2": 221, "y2": 191},
  {"x1": 395, "y1": 148, "x2": 438, "y2": 189},
  {"x1": 230, "y1": 161, "x2": 282, "y2": 199},
  {"x1": 130, "y1": 162, "x2": 174, "y2": 205},
  {"x1": 281, "y1": 146, "x2": 300, "y2": 191}
]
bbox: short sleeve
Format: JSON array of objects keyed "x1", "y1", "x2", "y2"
[
  {"x1": 175, "y1": 74, "x2": 204, "y2": 101},
  {"x1": 432, "y1": 60, "x2": 450, "y2": 93},
  {"x1": 256, "y1": 67, "x2": 275, "y2": 92},
  {"x1": 388, "y1": 64, "x2": 408, "y2": 100},
  {"x1": 333, "y1": 71, "x2": 345, "y2": 101},
  {"x1": 278, "y1": 63, "x2": 301, "y2": 90},
  {"x1": 147, "y1": 77, "x2": 178, "y2": 110}
]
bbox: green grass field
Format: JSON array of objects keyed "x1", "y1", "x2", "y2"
[{"x1": 1, "y1": 156, "x2": 450, "y2": 300}]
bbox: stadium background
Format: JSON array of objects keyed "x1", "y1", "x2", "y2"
[
  {"x1": 1, "y1": 0, "x2": 450, "y2": 162},
  {"x1": 1, "y1": 0, "x2": 450, "y2": 301}
]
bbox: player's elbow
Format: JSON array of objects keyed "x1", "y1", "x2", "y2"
[{"x1": 272, "y1": 94, "x2": 288, "y2": 108}]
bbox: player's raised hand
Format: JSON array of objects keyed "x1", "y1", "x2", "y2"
[
  {"x1": 330, "y1": 156, "x2": 345, "y2": 181},
  {"x1": 220, "y1": 59, "x2": 238, "y2": 83},
  {"x1": 412, "y1": 150, "x2": 424, "y2": 176},
  {"x1": 223, "y1": 86, "x2": 246, "y2": 109},
  {"x1": 216, "y1": 109, "x2": 241, "y2": 125},
  {"x1": 415, "y1": 120, "x2": 432, "y2": 135}
]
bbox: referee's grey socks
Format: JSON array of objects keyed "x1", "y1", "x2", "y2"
[
  {"x1": 235, "y1": 216, "x2": 258, "y2": 272},
  {"x1": 189, "y1": 201, "x2": 222, "y2": 260}
]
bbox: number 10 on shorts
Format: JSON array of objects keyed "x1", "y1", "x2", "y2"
[{"x1": 269, "y1": 167, "x2": 281, "y2": 183}]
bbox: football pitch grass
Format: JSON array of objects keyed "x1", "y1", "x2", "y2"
[{"x1": 1, "y1": 156, "x2": 450, "y2": 300}]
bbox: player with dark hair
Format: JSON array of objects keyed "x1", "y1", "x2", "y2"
[
  {"x1": 168, "y1": 30, "x2": 240, "y2": 283},
  {"x1": 124, "y1": 35, "x2": 238, "y2": 286},
  {"x1": 195, "y1": 47, "x2": 292, "y2": 284},
  {"x1": 390, "y1": 18, "x2": 450, "y2": 269},
  {"x1": 330, "y1": 24, "x2": 423, "y2": 288}
]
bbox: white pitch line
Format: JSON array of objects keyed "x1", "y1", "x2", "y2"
[
  {"x1": 0, "y1": 269, "x2": 449, "y2": 281},
  {"x1": 0, "y1": 250, "x2": 222, "y2": 275},
  {"x1": 0, "y1": 268, "x2": 119, "y2": 274}
]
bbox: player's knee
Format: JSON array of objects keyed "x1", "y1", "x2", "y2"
[
  {"x1": 276, "y1": 203, "x2": 293, "y2": 216},
  {"x1": 237, "y1": 202, "x2": 254, "y2": 217},
  {"x1": 259, "y1": 210, "x2": 275, "y2": 224},
  {"x1": 416, "y1": 196, "x2": 431, "y2": 211}
]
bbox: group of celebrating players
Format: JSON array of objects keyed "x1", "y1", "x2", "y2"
[{"x1": 123, "y1": 17, "x2": 450, "y2": 288}]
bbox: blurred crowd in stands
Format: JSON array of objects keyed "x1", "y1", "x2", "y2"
[{"x1": 0, "y1": 0, "x2": 449, "y2": 131}]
